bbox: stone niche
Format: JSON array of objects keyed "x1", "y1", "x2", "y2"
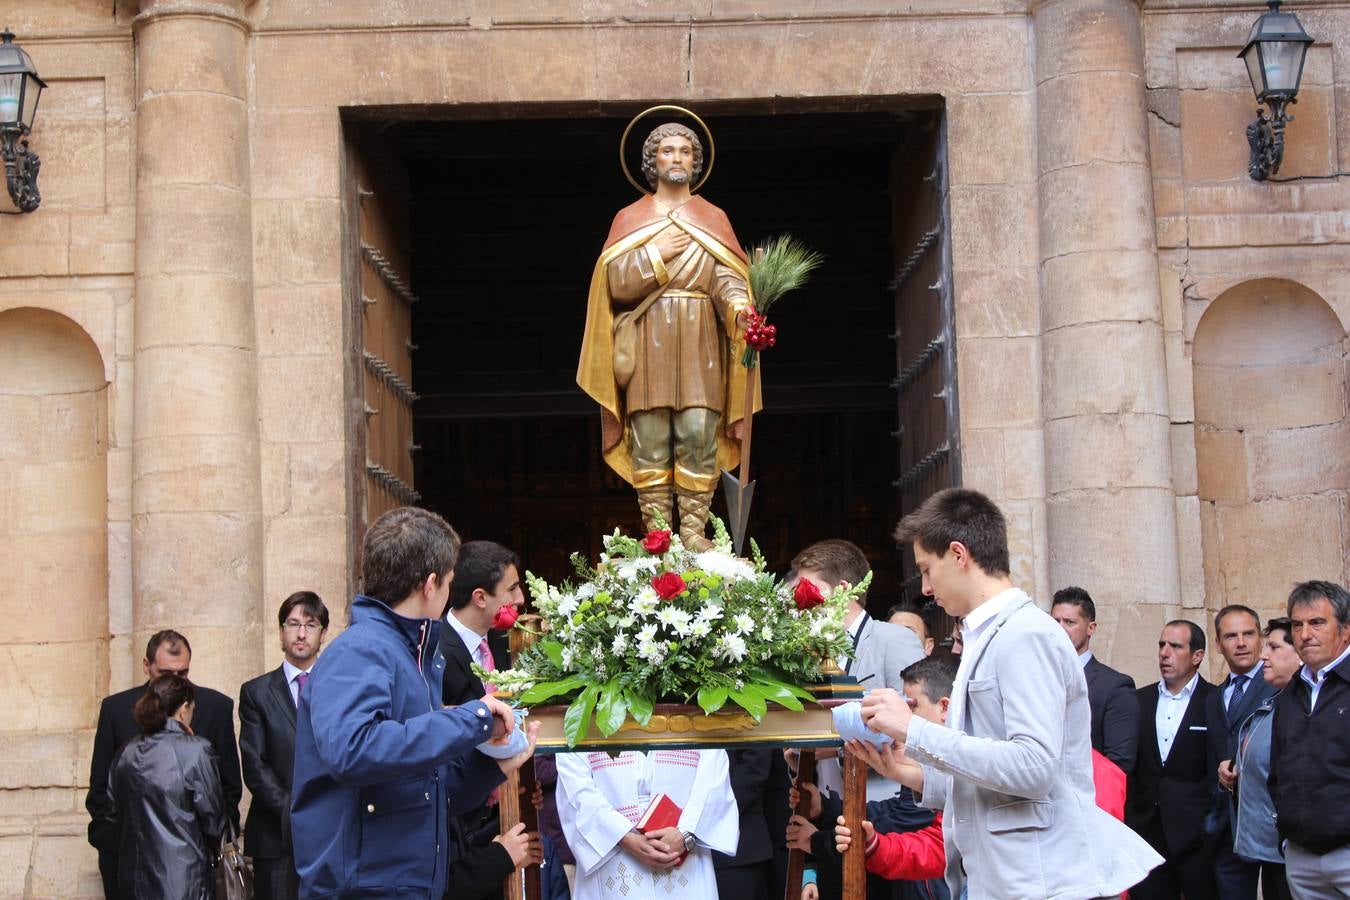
[
  {"x1": 1193, "y1": 279, "x2": 1350, "y2": 626},
  {"x1": 0, "y1": 307, "x2": 108, "y2": 897}
]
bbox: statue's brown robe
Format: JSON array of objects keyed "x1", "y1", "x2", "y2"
[{"x1": 577, "y1": 194, "x2": 763, "y2": 486}]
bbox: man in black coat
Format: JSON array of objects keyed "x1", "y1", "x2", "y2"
[
  {"x1": 239, "y1": 591, "x2": 330, "y2": 900},
  {"x1": 1127, "y1": 619, "x2": 1217, "y2": 900},
  {"x1": 1203, "y1": 604, "x2": 1278, "y2": 900},
  {"x1": 713, "y1": 749, "x2": 778, "y2": 900},
  {"x1": 438, "y1": 540, "x2": 534, "y2": 899},
  {"x1": 85, "y1": 629, "x2": 243, "y2": 900},
  {"x1": 1052, "y1": 586, "x2": 1140, "y2": 773}
]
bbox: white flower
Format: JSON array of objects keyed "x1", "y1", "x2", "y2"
[
  {"x1": 637, "y1": 624, "x2": 658, "y2": 644},
  {"x1": 809, "y1": 616, "x2": 832, "y2": 637},
  {"x1": 576, "y1": 583, "x2": 597, "y2": 600},
  {"x1": 658, "y1": 606, "x2": 694, "y2": 637},
  {"x1": 632, "y1": 587, "x2": 660, "y2": 616},
  {"x1": 637, "y1": 639, "x2": 667, "y2": 665},
  {"x1": 690, "y1": 620, "x2": 712, "y2": 638},
  {"x1": 611, "y1": 633, "x2": 629, "y2": 655},
  {"x1": 617, "y1": 615, "x2": 636, "y2": 629},
  {"x1": 732, "y1": 613, "x2": 755, "y2": 635},
  {"x1": 561, "y1": 646, "x2": 575, "y2": 669},
  {"x1": 760, "y1": 625, "x2": 774, "y2": 641},
  {"x1": 716, "y1": 634, "x2": 748, "y2": 662},
  {"x1": 556, "y1": 594, "x2": 579, "y2": 618},
  {"x1": 616, "y1": 556, "x2": 662, "y2": 580},
  {"x1": 696, "y1": 603, "x2": 724, "y2": 623},
  {"x1": 694, "y1": 550, "x2": 756, "y2": 581}
]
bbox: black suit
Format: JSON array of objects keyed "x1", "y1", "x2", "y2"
[
  {"x1": 1204, "y1": 667, "x2": 1280, "y2": 900},
  {"x1": 439, "y1": 622, "x2": 514, "y2": 899},
  {"x1": 1127, "y1": 676, "x2": 1218, "y2": 900},
  {"x1": 86, "y1": 682, "x2": 242, "y2": 900},
  {"x1": 713, "y1": 749, "x2": 776, "y2": 900},
  {"x1": 1084, "y1": 654, "x2": 1140, "y2": 773},
  {"x1": 239, "y1": 667, "x2": 303, "y2": 900}
]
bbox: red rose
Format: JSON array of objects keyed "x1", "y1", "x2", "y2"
[
  {"x1": 793, "y1": 578, "x2": 826, "y2": 611},
  {"x1": 492, "y1": 605, "x2": 521, "y2": 630},
  {"x1": 651, "y1": 572, "x2": 688, "y2": 600},
  {"x1": 642, "y1": 530, "x2": 672, "y2": 555}
]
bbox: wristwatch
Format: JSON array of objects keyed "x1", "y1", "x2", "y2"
[{"x1": 678, "y1": 829, "x2": 697, "y2": 853}]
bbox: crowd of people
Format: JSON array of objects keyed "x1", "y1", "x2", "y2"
[{"x1": 83, "y1": 491, "x2": 1350, "y2": 900}]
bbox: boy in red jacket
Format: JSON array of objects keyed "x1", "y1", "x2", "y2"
[{"x1": 834, "y1": 655, "x2": 955, "y2": 884}]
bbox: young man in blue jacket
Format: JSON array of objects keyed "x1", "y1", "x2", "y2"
[{"x1": 290, "y1": 506, "x2": 537, "y2": 899}]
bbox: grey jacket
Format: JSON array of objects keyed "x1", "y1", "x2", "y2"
[
  {"x1": 108, "y1": 719, "x2": 227, "y2": 900},
  {"x1": 1232, "y1": 696, "x2": 1280, "y2": 863},
  {"x1": 906, "y1": 590, "x2": 1162, "y2": 899}
]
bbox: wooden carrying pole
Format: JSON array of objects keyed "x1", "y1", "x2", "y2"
[{"x1": 784, "y1": 750, "x2": 817, "y2": 900}]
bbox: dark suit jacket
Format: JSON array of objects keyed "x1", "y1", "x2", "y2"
[
  {"x1": 1204, "y1": 668, "x2": 1278, "y2": 835},
  {"x1": 440, "y1": 624, "x2": 512, "y2": 707},
  {"x1": 86, "y1": 682, "x2": 242, "y2": 850},
  {"x1": 239, "y1": 666, "x2": 300, "y2": 859},
  {"x1": 1084, "y1": 655, "x2": 1140, "y2": 773},
  {"x1": 1126, "y1": 677, "x2": 1215, "y2": 857},
  {"x1": 713, "y1": 749, "x2": 775, "y2": 871}
]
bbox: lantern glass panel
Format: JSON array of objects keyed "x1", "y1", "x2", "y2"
[
  {"x1": 19, "y1": 72, "x2": 40, "y2": 129},
  {"x1": 1264, "y1": 40, "x2": 1307, "y2": 94},
  {"x1": 1241, "y1": 44, "x2": 1265, "y2": 97},
  {"x1": 0, "y1": 72, "x2": 20, "y2": 126}
]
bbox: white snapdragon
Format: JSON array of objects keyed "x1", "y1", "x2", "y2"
[{"x1": 561, "y1": 646, "x2": 575, "y2": 669}]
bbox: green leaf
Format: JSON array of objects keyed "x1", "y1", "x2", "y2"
[
  {"x1": 518, "y1": 674, "x2": 587, "y2": 706},
  {"x1": 729, "y1": 686, "x2": 768, "y2": 720},
  {"x1": 563, "y1": 684, "x2": 601, "y2": 747},
  {"x1": 541, "y1": 640, "x2": 564, "y2": 667},
  {"x1": 697, "y1": 684, "x2": 730, "y2": 715},
  {"x1": 624, "y1": 689, "x2": 655, "y2": 726},
  {"x1": 756, "y1": 674, "x2": 817, "y2": 705},
  {"x1": 596, "y1": 680, "x2": 630, "y2": 737},
  {"x1": 753, "y1": 680, "x2": 804, "y2": 711}
]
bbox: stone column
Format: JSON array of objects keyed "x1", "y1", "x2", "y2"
[
  {"x1": 1033, "y1": 0, "x2": 1182, "y2": 673},
  {"x1": 131, "y1": 0, "x2": 263, "y2": 694}
]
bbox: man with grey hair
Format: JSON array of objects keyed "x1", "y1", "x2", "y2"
[
  {"x1": 1268, "y1": 580, "x2": 1350, "y2": 899},
  {"x1": 577, "y1": 119, "x2": 756, "y2": 551}
]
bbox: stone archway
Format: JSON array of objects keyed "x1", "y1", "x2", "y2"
[
  {"x1": 1192, "y1": 279, "x2": 1349, "y2": 624},
  {"x1": 0, "y1": 307, "x2": 109, "y2": 815}
]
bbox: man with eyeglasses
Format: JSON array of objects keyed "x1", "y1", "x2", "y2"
[
  {"x1": 239, "y1": 591, "x2": 330, "y2": 900},
  {"x1": 85, "y1": 629, "x2": 243, "y2": 899}
]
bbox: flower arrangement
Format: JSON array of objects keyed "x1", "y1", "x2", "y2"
[{"x1": 481, "y1": 519, "x2": 864, "y2": 747}]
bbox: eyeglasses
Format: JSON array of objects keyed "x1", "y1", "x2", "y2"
[{"x1": 283, "y1": 620, "x2": 323, "y2": 633}]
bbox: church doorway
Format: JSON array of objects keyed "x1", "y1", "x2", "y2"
[{"x1": 344, "y1": 102, "x2": 957, "y2": 613}]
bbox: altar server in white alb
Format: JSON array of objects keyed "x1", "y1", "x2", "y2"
[
  {"x1": 861, "y1": 488, "x2": 1162, "y2": 900},
  {"x1": 556, "y1": 748, "x2": 738, "y2": 900}
]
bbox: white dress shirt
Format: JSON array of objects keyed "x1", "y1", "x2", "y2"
[
  {"x1": 837, "y1": 611, "x2": 868, "y2": 675},
  {"x1": 1222, "y1": 661, "x2": 1263, "y2": 711},
  {"x1": 282, "y1": 659, "x2": 313, "y2": 707},
  {"x1": 1079, "y1": 649, "x2": 1094, "y2": 668},
  {"x1": 1299, "y1": 642, "x2": 1350, "y2": 711},
  {"x1": 1156, "y1": 671, "x2": 1199, "y2": 763},
  {"x1": 446, "y1": 610, "x2": 491, "y2": 665}
]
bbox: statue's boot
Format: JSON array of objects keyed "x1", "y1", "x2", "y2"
[
  {"x1": 676, "y1": 487, "x2": 715, "y2": 552},
  {"x1": 636, "y1": 486, "x2": 674, "y2": 533}
]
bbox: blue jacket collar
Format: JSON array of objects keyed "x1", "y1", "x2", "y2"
[{"x1": 351, "y1": 593, "x2": 442, "y2": 653}]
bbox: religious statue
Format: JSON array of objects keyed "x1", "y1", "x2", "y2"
[{"x1": 577, "y1": 110, "x2": 760, "y2": 552}]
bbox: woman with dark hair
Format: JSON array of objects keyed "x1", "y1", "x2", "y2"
[{"x1": 108, "y1": 673, "x2": 227, "y2": 900}]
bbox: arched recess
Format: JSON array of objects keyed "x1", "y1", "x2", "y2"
[
  {"x1": 1193, "y1": 279, "x2": 1349, "y2": 623},
  {"x1": 0, "y1": 308, "x2": 109, "y2": 736}
]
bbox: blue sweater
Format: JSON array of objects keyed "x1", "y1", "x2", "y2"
[{"x1": 291, "y1": 595, "x2": 505, "y2": 898}]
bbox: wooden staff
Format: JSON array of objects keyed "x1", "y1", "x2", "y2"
[
  {"x1": 841, "y1": 752, "x2": 867, "y2": 900},
  {"x1": 499, "y1": 758, "x2": 542, "y2": 900},
  {"x1": 784, "y1": 749, "x2": 818, "y2": 900}
]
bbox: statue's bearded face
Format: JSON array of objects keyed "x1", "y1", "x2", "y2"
[{"x1": 654, "y1": 135, "x2": 695, "y2": 186}]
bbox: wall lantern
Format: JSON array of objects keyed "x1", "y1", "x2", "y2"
[
  {"x1": 0, "y1": 29, "x2": 46, "y2": 213},
  {"x1": 1239, "y1": 1, "x2": 1313, "y2": 181}
]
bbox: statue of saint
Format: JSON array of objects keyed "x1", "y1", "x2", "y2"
[{"x1": 577, "y1": 119, "x2": 760, "y2": 551}]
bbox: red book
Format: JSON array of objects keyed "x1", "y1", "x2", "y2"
[{"x1": 636, "y1": 793, "x2": 687, "y2": 861}]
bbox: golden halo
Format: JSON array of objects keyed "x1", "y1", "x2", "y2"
[{"x1": 619, "y1": 105, "x2": 716, "y2": 195}]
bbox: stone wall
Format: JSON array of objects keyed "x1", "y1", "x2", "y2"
[{"x1": 0, "y1": 0, "x2": 1347, "y2": 894}]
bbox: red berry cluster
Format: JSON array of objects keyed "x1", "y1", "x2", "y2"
[{"x1": 744, "y1": 310, "x2": 777, "y2": 351}]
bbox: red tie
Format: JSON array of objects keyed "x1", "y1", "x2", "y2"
[{"x1": 478, "y1": 637, "x2": 497, "y2": 694}]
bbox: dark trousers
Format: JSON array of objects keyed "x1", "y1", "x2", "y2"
[
  {"x1": 1130, "y1": 817, "x2": 1217, "y2": 900},
  {"x1": 1213, "y1": 835, "x2": 1260, "y2": 900},
  {"x1": 254, "y1": 855, "x2": 300, "y2": 900},
  {"x1": 97, "y1": 847, "x2": 120, "y2": 900},
  {"x1": 715, "y1": 861, "x2": 770, "y2": 900}
]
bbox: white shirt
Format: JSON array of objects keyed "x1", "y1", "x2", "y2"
[
  {"x1": 1223, "y1": 661, "x2": 1263, "y2": 711},
  {"x1": 838, "y1": 610, "x2": 868, "y2": 675},
  {"x1": 1079, "y1": 649, "x2": 1094, "y2": 668},
  {"x1": 446, "y1": 610, "x2": 489, "y2": 663},
  {"x1": 1156, "y1": 671, "x2": 1200, "y2": 762},
  {"x1": 282, "y1": 659, "x2": 313, "y2": 707},
  {"x1": 1299, "y1": 642, "x2": 1350, "y2": 711}
]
